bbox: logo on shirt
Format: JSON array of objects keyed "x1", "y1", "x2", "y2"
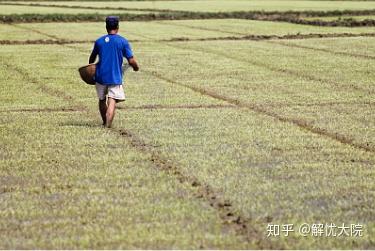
[{"x1": 105, "y1": 37, "x2": 110, "y2": 43}]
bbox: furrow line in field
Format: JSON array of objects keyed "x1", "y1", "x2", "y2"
[
  {"x1": 158, "y1": 32, "x2": 375, "y2": 42},
  {"x1": 0, "y1": 107, "x2": 86, "y2": 113},
  {"x1": 117, "y1": 104, "x2": 236, "y2": 110},
  {"x1": 176, "y1": 44, "x2": 375, "y2": 95},
  {"x1": 4, "y1": 59, "x2": 268, "y2": 248},
  {"x1": 266, "y1": 101, "x2": 375, "y2": 108},
  {"x1": 153, "y1": 22, "x2": 375, "y2": 59},
  {"x1": 115, "y1": 128, "x2": 270, "y2": 248},
  {"x1": 2, "y1": 32, "x2": 375, "y2": 46},
  {"x1": 0, "y1": 39, "x2": 91, "y2": 45},
  {"x1": 2, "y1": 62, "x2": 75, "y2": 102},
  {"x1": 154, "y1": 21, "x2": 244, "y2": 36},
  {"x1": 265, "y1": 40, "x2": 375, "y2": 60},
  {"x1": 281, "y1": 17, "x2": 375, "y2": 27},
  {"x1": 146, "y1": 70, "x2": 375, "y2": 154},
  {"x1": 10, "y1": 23, "x2": 61, "y2": 40}
]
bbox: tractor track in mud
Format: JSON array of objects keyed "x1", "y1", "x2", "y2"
[
  {"x1": 3, "y1": 59, "x2": 271, "y2": 249},
  {"x1": 147, "y1": 70, "x2": 375, "y2": 154},
  {"x1": 2, "y1": 32, "x2": 375, "y2": 46}
]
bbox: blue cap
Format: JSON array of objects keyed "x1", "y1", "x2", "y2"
[{"x1": 106, "y1": 16, "x2": 119, "y2": 29}]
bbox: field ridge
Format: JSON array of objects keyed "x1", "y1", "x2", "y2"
[
  {"x1": 1, "y1": 9, "x2": 375, "y2": 26},
  {"x1": 2, "y1": 32, "x2": 375, "y2": 45}
]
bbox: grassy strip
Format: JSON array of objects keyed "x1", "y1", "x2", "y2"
[
  {"x1": 2, "y1": 10, "x2": 375, "y2": 26},
  {"x1": 2, "y1": 32, "x2": 375, "y2": 45},
  {"x1": 0, "y1": 12, "x2": 184, "y2": 23},
  {"x1": 163, "y1": 32, "x2": 375, "y2": 42},
  {"x1": 0, "y1": 2, "x2": 173, "y2": 13},
  {"x1": 284, "y1": 17, "x2": 375, "y2": 26}
]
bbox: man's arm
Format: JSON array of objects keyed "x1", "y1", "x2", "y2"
[
  {"x1": 123, "y1": 40, "x2": 139, "y2": 71},
  {"x1": 89, "y1": 51, "x2": 97, "y2": 64},
  {"x1": 128, "y1": 57, "x2": 139, "y2": 71},
  {"x1": 89, "y1": 42, "x2": 98, "y2": 64}
]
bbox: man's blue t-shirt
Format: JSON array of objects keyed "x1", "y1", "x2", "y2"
[{"x1": 92, "y1": 34, "x2": 133, "y2": 85}]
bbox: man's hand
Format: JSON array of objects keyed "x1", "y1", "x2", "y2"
[{"x1": 128, "y1": 57, "x2": 139, "y2": 71}]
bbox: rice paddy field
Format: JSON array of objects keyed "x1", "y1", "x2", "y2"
[{"x1": 0, "y1": 0, "x2": 374, "y2": 249}]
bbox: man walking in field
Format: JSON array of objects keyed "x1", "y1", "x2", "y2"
[{"x1": 89, "y1": 16, "x2": 139, "y2": 128}]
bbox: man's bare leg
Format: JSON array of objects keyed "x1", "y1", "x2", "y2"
[
  {"x1": 106, "y1": 97, "x2": 116, "y2": 128},
  {"x1": 99, "y1": 99, "x2": 107, "y2": 126}
]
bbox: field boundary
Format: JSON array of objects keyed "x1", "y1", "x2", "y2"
[
  {"x1": 1, "y1": 9, "x2": 375, "y2": 26},
  {"x1": 2, "y1": 32, "x2": 375, "y2": 46}
]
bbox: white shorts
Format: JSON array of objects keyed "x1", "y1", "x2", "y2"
[{"x1": 95, "y1": 83, "x2": 125, "y2": 102}]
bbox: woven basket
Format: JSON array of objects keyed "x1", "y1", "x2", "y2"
[{"x1": 78, "y1": 64, "x2": 96, "y2": 85}]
